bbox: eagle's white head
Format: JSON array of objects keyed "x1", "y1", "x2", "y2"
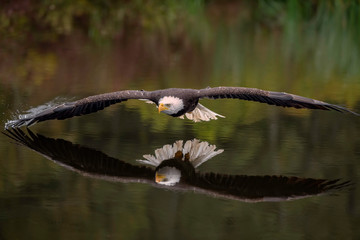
[
  {"x1": 155, "y1": 166, "x2": 181, "y2": 186},
  {"x1": 158, "y1": 96, "x2": 184, "y2": 115}
]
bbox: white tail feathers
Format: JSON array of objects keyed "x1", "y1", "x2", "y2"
[
  {"x1": 137, "y1": 139, "x2": 223, "y2": 168},
  {"x1": 179, "y1": 103, "x2": 225, "y2": 122}
]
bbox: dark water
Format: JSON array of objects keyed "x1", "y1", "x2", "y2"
[{"x1": 1, "y1": 1, "x2": 360, "y2": 239}]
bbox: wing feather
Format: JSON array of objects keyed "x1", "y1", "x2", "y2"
[
  {"x1": 193, "y1": 173, "x2": 351, "y2": 201},
  {"x1": 6, "y1": 90, "x2": 153, "y2": 128},
  {"x1": 197, "y1": 87, "x2": 359, "y2": 115},
  {"x1": 3, "y1": 128, "x2": 154, "y2": 180}
]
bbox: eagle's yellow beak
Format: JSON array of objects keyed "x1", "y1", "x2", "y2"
[
  {"x1": 155, "y1": 173, "x2": 166, "y2": 183},
  {"x1": 158, "y1": 103, "x2": 168, "y2": 113}
]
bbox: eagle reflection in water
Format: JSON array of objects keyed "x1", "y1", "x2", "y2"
[{"x1": 4, "y1": 129, "x2": 350, "y2": 203}]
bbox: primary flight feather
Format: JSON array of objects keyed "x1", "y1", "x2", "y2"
[{"x1": 6, "y1": 87, "x2": 359, "y2": 128}]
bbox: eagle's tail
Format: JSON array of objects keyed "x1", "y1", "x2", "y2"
[
  {"x1": 180, "y1": 103, "x2": 225, "y2": 122},
  {"x1": 137, "y1": 139, "x2": 223, "y2": 168}
]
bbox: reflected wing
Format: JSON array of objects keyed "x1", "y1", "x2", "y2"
[
  {"x1": 4, "y1": 129, "x2": 154, "y2": 182},
  {"x1": 197, "y1": 87, "x2": 359, "y2": 115},
  {"x1": 3, "y1": 129, "x2": 351, "y2": 202},
  {"x1": 189, "y1": 173, "x2": 351, "y2": 202},
  {"x1": 6, "y1": 90, "x2": 154, "y2": 128}
]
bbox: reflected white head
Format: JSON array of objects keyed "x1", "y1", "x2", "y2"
[
  {"x1": 155, "y1": 166, "x2": 181, "y2": 186},
  {"x1": 158, "y1": 96, "x2": 184, "y2": 115}
]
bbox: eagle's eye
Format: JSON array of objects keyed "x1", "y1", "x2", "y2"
[{"x1": 165, "y1": 104, "x2": 171, "y2": 107}]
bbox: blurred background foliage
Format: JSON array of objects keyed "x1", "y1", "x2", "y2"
[
  {"x1": 2, "y1": 0, "x2": 360, "y2": 44},
  {"x1": 1, "y1": 0, "x2": 360, "y2": 85},
  {"x1": 0, "y1": 0, "x2": 205, "y2": 44}
]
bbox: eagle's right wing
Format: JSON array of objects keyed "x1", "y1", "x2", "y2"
[
  {"x1": 6, "y1": 90, "x2": 153, "y2": 128},
  {"x1": 4, "y1": 128, "x2": 155, "y2": 182}
]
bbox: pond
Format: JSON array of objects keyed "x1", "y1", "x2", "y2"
[{"x1": 1, "y1": 1, "x2": 360, "y2": 239}]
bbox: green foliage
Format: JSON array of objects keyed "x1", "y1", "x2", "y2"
[{"x1": 0, "y1": 0, "x2": 205, "y2": 44}]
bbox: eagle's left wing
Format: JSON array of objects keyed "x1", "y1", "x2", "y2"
[
  {"x1": 196, "y1": 87, "x2": 359, "y2": 115},
  {"x1": 190, "y1": 172, "x2": 351, "y2": 202}
]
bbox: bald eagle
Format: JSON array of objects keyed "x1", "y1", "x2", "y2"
[
  {"x1": 137, "y1": 138, "x2": 224, "y2": 186},
  {"x1": 6, "y1": 87, "x2": 359, "y2": 128},
  {"x1": 4, "y1": 128, "x2": 351, "y2": 202}
]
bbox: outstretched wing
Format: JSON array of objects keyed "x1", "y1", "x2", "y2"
[
  {"x1": 3, "y1": 128, "x2": 155, "y2": 182},
  {"x1": 197, "y1": 87, "x2": 359, "y2": 115},
  {"x1": 191, "y1": 172, "x2": 351, "y2": 202},
  {"x1": 6, "y1": 90, "x2": 154, "y2": 128}
]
